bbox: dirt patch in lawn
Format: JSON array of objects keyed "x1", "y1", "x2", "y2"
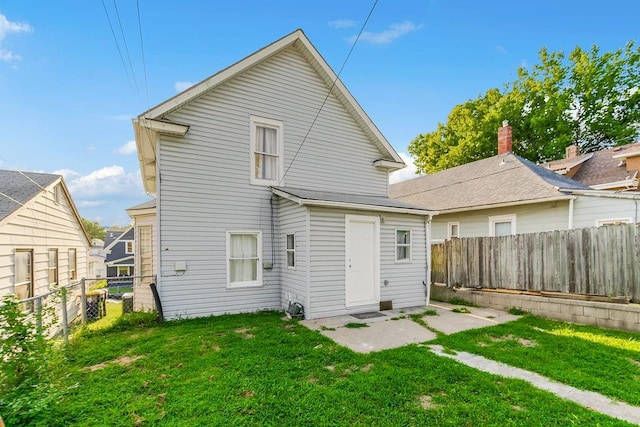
[
  {"x1": 87, "y1": 355, "x2": 146, "y2": 371},
  {"x1": 488, "y1": 334, "x2": 537, "y2": 347},
  {"x1": 418, "y1": 395, "x2": 439, "y2": 409},
  {"x1": 234, "y1": 328, "x2": 255, "y2": 339}
]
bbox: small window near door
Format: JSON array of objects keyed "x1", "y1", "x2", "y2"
[
  {"x1": 489, "y1": 214, "x2": 516, "y2": 237},
  {"x1": 68, "y1": 248, "x2": 77, "y2": 281},
  {"x1": 448, "y1": 222, "x2": 460, "y2": 239},
  {"x1": 286, "y1": 234, "x2": 295, "y2": 268},
  {"x1": 395, "y1": 230, "x2": 411, "y2": 262}
]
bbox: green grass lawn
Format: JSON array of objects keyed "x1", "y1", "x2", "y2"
[
  {"x1": 35, "y1": 311, "x2": 632, "y2": 426},
  {"x1": 432, "y1": 315, "x2": 640, "y2": 406}
]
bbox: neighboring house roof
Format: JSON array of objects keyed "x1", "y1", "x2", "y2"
[
  {"x1": 571, "y1": 143, "x2": 640, "y2": 188},
  {"x1": 0, "y1": 170, "x2": 60, "y2": 221},
  {"x1": 543, "y1": 153, "x2": 593, "y2": 174},
  {"x1": 133, "y1": 29, "x2": 405, "y2": 194},
  {"x1": 390, "y1": 153, "x2": 588, "y2": 213},
  {"x1": 0, "y1": 169, "x2": 91, "y2": 244},
  {"x1": 273, "y1": 187, "x2": 435, "y2": 216},
  {"x1": 126, "y1": 198, "x2": 156, "y2": 218},
  {"x1": 104, "y1": 226, "x2": 134, "y2": 265},
  {"x1": 106, "y1": 255, "x2": 134, "y2": 266}
]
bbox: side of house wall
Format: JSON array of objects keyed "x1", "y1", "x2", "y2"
[
  {"x1": 308, "y1": 207, "x2": 428, "y2": 319},
  {"x1": 572, "y1": 196, "x2": 639, "y2": 228},
  {"x1": 431, "y1": 201, "x2": 570, "y2": 241},
  {"x1": 278, "y1": 198, "x2": 308, "y2": 312},
  {"x1": 0, "y1": 183, "x2": 89, "y2": 297},
  {"x1": 155, "y1": 44, "x2": 392, "y2": 319}
]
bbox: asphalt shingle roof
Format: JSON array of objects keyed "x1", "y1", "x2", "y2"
[
  {"x1": 389, "y1": 153, "x2": 588, "y2": 212},
  {"x1": 571, "y1": 143, "x2": 640, "y2": 186},
  {"x1": 0, "y1": 170, "x2": 60, "y2": 221}
]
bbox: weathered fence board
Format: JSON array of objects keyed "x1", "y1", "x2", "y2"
[{"x1": 432, "y1": 224, "x2": 640, "y2": 301}]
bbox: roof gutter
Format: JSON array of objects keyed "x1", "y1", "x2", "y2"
[
  {"x1": 432, "y1": 195, "x2": 576, "y2": 215},
  {"x1": 272, "y1": 188, "x2": 436, "y2": 216},
  {"x1": 560, "y1": 188, "x2": 640, "y2": 199}
]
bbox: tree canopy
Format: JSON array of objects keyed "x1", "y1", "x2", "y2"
[
  {"x1": 82, "y1": 218, "x2": 106, "y2": 241},
  {"x1": 409, "y1": 42, "x2": 640, "y2": 174}
]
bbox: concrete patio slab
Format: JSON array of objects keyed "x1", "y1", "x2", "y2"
[{"x1": 301, "y1": 303, "x2": 521, "y2": 353}]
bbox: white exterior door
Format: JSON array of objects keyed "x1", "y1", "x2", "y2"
[{"x1": 345, "y1": 215, "x2": 380, "y2": 308}]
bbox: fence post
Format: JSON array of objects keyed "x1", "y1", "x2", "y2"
[
  {"x1": 80, "y1": 278, "x2": 87, "y2": 325},
  {"x1": 61, "y1": 289, "x2": 69, "y2": 345},
  {"x1": 35, "y1": 296, "x2": 43, "y2": 338}
]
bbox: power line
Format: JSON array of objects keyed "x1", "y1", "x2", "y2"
[
  {"x1": 112, "y1": 0, "x2": 142, "y2": 105},
  {"x1": 279, "y1": 0, "x2": 379, "y2": 185},
  {"x1": 100, "y1": 0, "x2": 134, "y2": 93},
  {"x1": 136, "y1": 0, "x2": 150, "y2": 108}
]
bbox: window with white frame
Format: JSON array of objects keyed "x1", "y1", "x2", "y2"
[
  {"x1": 48, "y1": 249, "x2": 58, "y2": 286},
  {"x1": 117, "y1": 266, "x2": 132, "y2": 277},
  {"x1": 595, "y1": 218, "x2": 632, "y2": 226},
  {"x1": 250, "y1": 116, "x2": 283, "y2": 185},
  {"x1": 395, "y1": 230, "x2": 411, "y2": 262},
  {"x1": 489, "y1": 214, "x2": 516, "y2": 237},
  {"x1": 125, "y1": 241, "x2": 134, "y2": 254},
  {"x1": 448, "y1": 222, "x2": 460, "y2": 239},
  {"x1": 68, "y1": 248, "x2": 77, "y2": 281},
  {"x1": 286, "y1": 234, "x2": 295, "y2": 268},
  {"x1": 227, "y1": 231, "x2": 262, "y2": 287},
  {"x1": 14, "y1": 249, "x2": 33, "y2": 299}
]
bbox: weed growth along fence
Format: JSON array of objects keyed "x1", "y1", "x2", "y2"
[{"x1": 432, "y1": 224, "x2": 640, "y2": 301}]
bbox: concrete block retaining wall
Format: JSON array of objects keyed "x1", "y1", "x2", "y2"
[{"x1": 430, "y1": 285, "x2": 640, "y2": 332}]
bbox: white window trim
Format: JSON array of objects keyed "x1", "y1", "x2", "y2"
[
  {"x1": 395, "y1": 229, "x2": 412, "y2": 263},
  {"x1": 286, "y1": 233, "x2": 295, "y2": 269},
  {"x1": 124, "y1": 240, "x2": 134, "y2": 254},
  {"x1": 489, "y1": 214, "x2": 516, "y2": 237},
  {"x1": 595, "y1": 218, "x2": 632, "y2": 226},
  {"x1": 226, "y1": 231, "x2": 263, "y2": 288},
  {"x1": 447, "y1": 222, "x2": 460, "y2": 239},
  {"x1": 249, "y1": 116, "x2": 284, "y2": 186}
]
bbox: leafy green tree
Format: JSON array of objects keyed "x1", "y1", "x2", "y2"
[
  {"x1": 409, "y1": 42, "x2": 640, "y2": 173},
  {"x1": 82, "y1": 218, "x2": 106, "y2": 241}
]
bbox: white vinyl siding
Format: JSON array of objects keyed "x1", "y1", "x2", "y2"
[
  {"x1": 0, "y1": 182, "x2": 89, "y2": 298},
  {"x1": 155, "y1": 44, "x2": 391, "y2": 318},
  {"x1": 572, "y1": 196, "x2": 638, "y2": 229},
  {"x1": 278, "y1": 198, "x2": 308, "y2": 309}
]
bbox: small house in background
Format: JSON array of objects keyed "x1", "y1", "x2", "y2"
[
  {"x1": 542, "y1": 142, "x2": 640, "y2": 191},
  {"x1": 131, "y1": 29, "x2": 435, "y2": 320},
  {"x1": 104, "y1": 226, "x2": 135, "y2": 278},
  {"x1": 88, "y1": 238, "x2": 106, "y2": 278},
  {"x1": 0, "y1": 170, "x2": 90, "y2": 299},
  {"x1": 391, "y1": 121, "x2": 640, "y2": 242},
  {"x1": 126, "y1": 199, "x2": 156, "y2": 311}
]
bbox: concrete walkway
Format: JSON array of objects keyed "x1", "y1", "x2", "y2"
[{"x1": 429, "y1": 344, "x2": 640, "y2": 425}]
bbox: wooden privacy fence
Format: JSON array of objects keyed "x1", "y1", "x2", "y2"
[{"x1": 432, "y1": 224, "x2": 640, "y2": 302}]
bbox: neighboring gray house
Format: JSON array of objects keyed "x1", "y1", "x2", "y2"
[
  {"x1": 0, "y1": 170, "x2": 90, "y2": 298},
  {"x1": 391, "y1": 122, "x2": 640, "y2": 242},
  {"x1": 132, "y1": 29, "x2": 435, "y2": 320},
  {"x1": 104, "y1": 227, "x2": 135, "y2": 278}
]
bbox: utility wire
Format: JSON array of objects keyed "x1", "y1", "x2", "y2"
[
  {"x1": 100, "y1": 0, "x2": 135, "y2": 94},
  {"x1": 279, "y1": 0, "x2": 379, "y2": 185},
  {"x1": 136, "y1": 0, "x2": 150, "y2": 109},
  {"x1": 112, "y1": 0, "x2": 142, "y2": 105}
]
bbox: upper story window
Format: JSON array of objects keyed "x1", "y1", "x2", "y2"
[
  {"x1": 250, "y1": 116, "x2": 283, "y2": 186},
  {"x1": 125, "y1": 241, "x2": 134, "y2": 254}
]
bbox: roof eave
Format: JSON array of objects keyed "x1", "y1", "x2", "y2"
[{"x1": 432, "y1": 195, "x2": 576, "y2": 215}]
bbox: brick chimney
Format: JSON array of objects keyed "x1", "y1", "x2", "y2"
[
  {"x1": 497, "y1": 120, "x2": 512, "y2": 155},
  {"x1": 565, "y1": 144, "x2": 579, "y2": 159}
]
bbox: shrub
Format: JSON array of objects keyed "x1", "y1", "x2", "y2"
[{"x1": 0, "y1": 295, "x2": 61, "y2": 426}]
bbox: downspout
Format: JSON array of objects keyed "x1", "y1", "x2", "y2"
[
  {"x1": 568, "y1": 198, "x2": 574, "y2": 229},
  {"x1": 424, "y1": 215, "x2": 432, "y2": 306}
]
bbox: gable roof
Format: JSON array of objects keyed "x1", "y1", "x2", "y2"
[
  {"x1": 273, "y1": 187, "x2": 435, "y2": 216},
  {"x1": 390, "y1": 153, "x2": 588, "y2": 213},
  {"x1": 0, "y1": 170, "x2": 60, "y2": 221},
  {"x1": 104, "y1": 226, "x2": 134, "y2": 252},
  {"x1": 133, "y1": 29, "x2": 404, "y2": 194},
  {"x1": 570, "y1": 142, "x2": 640, "y2": 188},
  {"x1": 542, "y1": 152, "x2": 593, "y2": 174}
]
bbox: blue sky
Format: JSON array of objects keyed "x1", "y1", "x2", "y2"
[{"x1": 1, "y1": 1, "x2": 638, "y2": 225}]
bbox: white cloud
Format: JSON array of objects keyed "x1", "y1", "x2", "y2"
[
  {"x1": 496, "y1": 45, "x2": 508, "y2": 55},
  {"x1": 115, "y1": 140, "x2": 137, "y2": 155},
  {"x1": 77, "y1": 200, "x2": 105, "y2": 208},
  {"x1": 0, "y1": 13, "x2": 33, "y2": 62},
  {"x1": 329, "y1": 19, "x2": 356, "y2": 29},
  {"x1": 174, "y1": 81, "x2": 194, "y2": 92},
  {"x1": 348, "y1": 21, "x2": 421, "y2": 45},
  {"x1": 52, "y1": 168, "x2": 81, "y2": 179},
  {"x1": 60, "y1": 165, "x2": 142, "y2": 197},
  {"x1": 389, "y1": 152, "x2": 421, "y2": 184}
]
